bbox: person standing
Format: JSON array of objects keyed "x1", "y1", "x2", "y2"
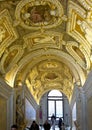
[
  {"x1": 30, "y1": 120, "x2": 39, "y2": 130},
  {"x1": 61, "y1": 123, "x2": 65, "y2": 130},
  {"x1": 43, "y1": 120, "x2": 51, "y2": 130},
  {"x1": 58, "y1": 118, "x2": 62, "y2": 130},
  {"x1": 51, "y1": 114, "x2": 56, "y2": 130},
  {"x1": 11, "y1": 124, "x2": 18, "y2": 130}
]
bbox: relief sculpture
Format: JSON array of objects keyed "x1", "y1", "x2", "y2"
[
  {"x1": 16, "y1": 94, "x2": 26, "y2": 130},
  {"x1": 0, "y1": 26, "x2": 6, "y2": 43},
  {"x1": 77, "y1": 20, "x2": 92, "y2": 45}
]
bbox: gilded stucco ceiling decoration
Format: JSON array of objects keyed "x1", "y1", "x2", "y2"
[
  {"x1": 0, "y1": 9, "x2": 18, "y2": 57},
  {"x1": 25, "y1": 60, "x2": 73, "y2": 104},
  {"x1": 13, "y1": 48, "x2": 84, "y2": 85},
  {"x1": 77, "y1": 0, "x2": 92, "y2": 10},
  {"x1": 4, "y1": 47, "x2": 86, "y2": 104},
  {"x1": 67, "y1": 1, "x2": 91, "y2": 53},
  {"x1": 15, "y1": 0, "x2": 64, "y2": 30},
  {"x1": 66, "y1": 1, "x2": 92, "y2": 70},
  {"x1": 23, "y1": 31, "x2": 63, "y2": 49},
  {"x1": 38, "y1": 61, "x2": 60, "y2": 70},
  {"x1": 66, "y1": 41, "x2": 90, "y2": 70},
  {"x1": 0, "y1": 0, "x2": 92, "y2": 104},
  {"x1": 0, "y1": 45, "x2": 24, "y2": 73}
]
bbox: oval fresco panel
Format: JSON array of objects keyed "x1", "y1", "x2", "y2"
[{"x1": 15, "y1": 0, "x2": 63, "y2": 29}]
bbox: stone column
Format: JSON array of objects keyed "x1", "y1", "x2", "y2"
[{"x1": 79, "y1": 87, "x2": 88, "y2": 130}]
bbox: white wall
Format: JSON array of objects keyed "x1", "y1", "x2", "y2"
[{"x1": 25, "y1": 98, "x2": 36, "y2": 126}]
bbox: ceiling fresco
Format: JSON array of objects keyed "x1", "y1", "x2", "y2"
[{"x1": 0, "y1": 0, "x2": 92, "y2": 104}]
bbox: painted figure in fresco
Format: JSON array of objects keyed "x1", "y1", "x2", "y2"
[
  {"x1": 44, "y1": 10, "x2": 51, "y2": 21},
  {"x1": 30, "y1": 6, "x2": 43, "y2": 23},
  {"x1": 20, "y1": 3, "x2": 57, "y2": 26}
]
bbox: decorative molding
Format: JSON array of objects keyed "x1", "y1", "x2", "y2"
[
  {"x1": 0, "y1": 9, "x2": 18, "y2": 57},
  {"x1": 67, "y1": 1, "x2": 91, "y2": 57},
  {"x1": 23, "y1": 31, "x2": 63, "y2": 49},
  {"x1": 77, "y1": 0, "x2": 92, "y2": 10},
  {"x1": 66, "y1": 41, "x2": 91, "y2": 70},
  {"x1": 0, "y1": 45, "x2": 24, "y2": 73}
]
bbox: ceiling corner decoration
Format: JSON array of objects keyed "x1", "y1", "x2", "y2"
[
  {"x1": 15, "y1": 0, "x2": 64, "y2": 29},
  {"x1": 67, "y1": 1, "x2": 91, "y2": 52},
  {"x1": 0, "y1": 9, "x2": 18, "y2": 57}
]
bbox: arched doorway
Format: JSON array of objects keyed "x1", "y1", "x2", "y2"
[
  {"x1": 47, "y1": 89, "x2": 64, "y2": 122},
  {"x1": 39, "y1": 89, "x2": 71, "y2": 128}
]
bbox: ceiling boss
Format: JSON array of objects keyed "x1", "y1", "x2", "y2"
[{"x1": 15, "y1": 0, "x2": 64, "y2": 30}]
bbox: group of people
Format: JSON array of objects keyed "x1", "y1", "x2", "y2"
[
  {"x1": 51, "y1": 114, "x2": 65, "y2": 130},
  {"x1": 11, "y1": 120, "x2": 50, "y2": 130},
  {"x1": 28, "y1": 120, "x2": 51, "y2": 130},
  {"x1": 11, "y1": 115, "x2": 65, "y2": 130}
]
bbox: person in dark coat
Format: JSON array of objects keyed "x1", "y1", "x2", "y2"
[
  {"x1": 11, "y1": 124, "x2": 18, "y2": 130},
  {"x1": 30, "y1": 120, "x2": 39, "y2": 130},
  {"x1": 58, "y1": 118, "x2": 62, "y2": 130},
  {"x1": 51, "y1": 114, "x2": 56, "y2": 130},
  {"x1": 43, "y1": 120, "x2": 51, "y2": 130}
]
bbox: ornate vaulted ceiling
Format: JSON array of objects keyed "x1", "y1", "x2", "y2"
[{"x1": 0, "y1": 0, "x2": 92, "y2": 104}]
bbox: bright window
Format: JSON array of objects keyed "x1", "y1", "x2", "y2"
[{"x1": 47, "y1": 89, "x2": 64, "y2": 120}]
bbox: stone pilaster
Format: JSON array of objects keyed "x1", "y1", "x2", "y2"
[{"x1": 79, "y1": 88, "x2": 88, "y2": 130}]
